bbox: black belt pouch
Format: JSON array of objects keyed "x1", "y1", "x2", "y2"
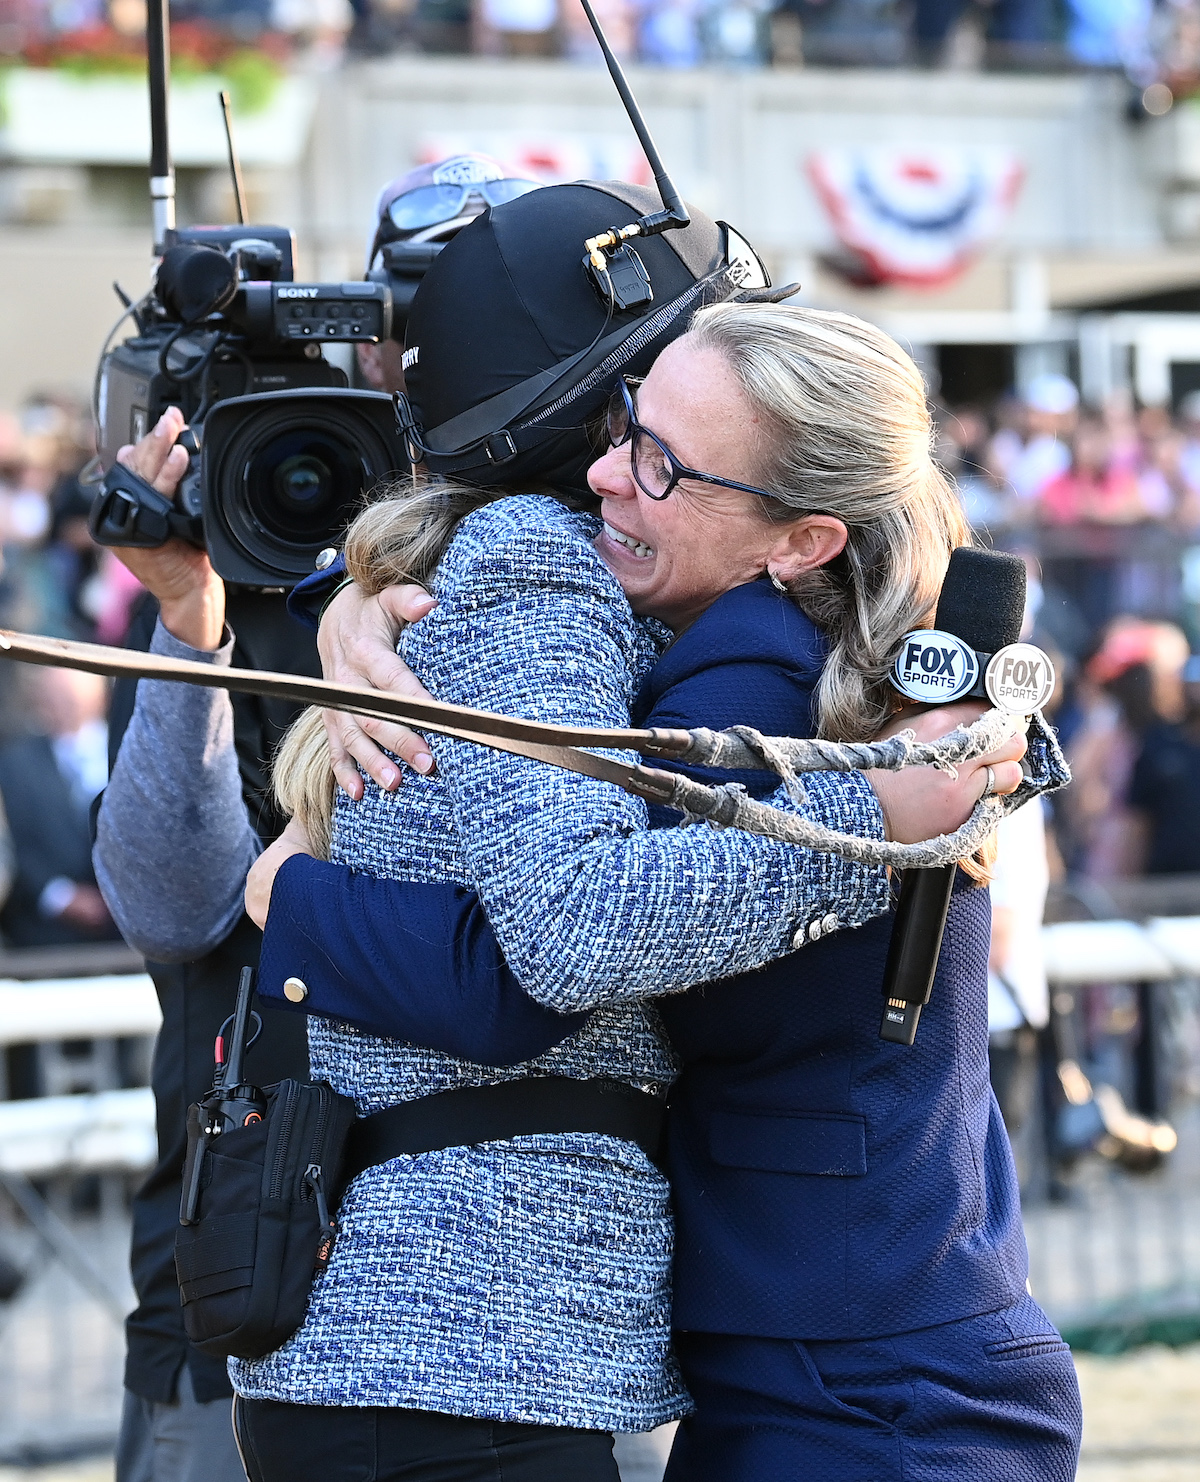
[{"x1": 175, "y1": 1078, "x2": 357, "y2": 1361}]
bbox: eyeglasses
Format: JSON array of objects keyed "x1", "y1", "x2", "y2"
[
  {"x1": 384, "y1": 178, "x2": 544, "y2": 233},
  {"x1": 604, "y1": 377, "x2": 781, "y2": 504}
]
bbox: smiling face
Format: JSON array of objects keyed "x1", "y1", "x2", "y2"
[{"x1": 589, "y1": 336, "x2": 846, "y2": 633}]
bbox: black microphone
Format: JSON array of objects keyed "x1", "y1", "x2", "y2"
[{"x1": 879, "y1": 548, "x2": 1029, "y2": 1046}]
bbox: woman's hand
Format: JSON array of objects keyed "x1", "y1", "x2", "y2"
[
  {"x1": 245, "y1": 817, "x2": 315, "y2": 930},
  {"x1": 870, "y1": 702, "x2": 1027, "y2": 844},
  {"x1": 111, "y1": 408, "x2": 226, "y2": 652},
  {"x1": 317, "y1": 581, "x2": 439, "y2": 799}
]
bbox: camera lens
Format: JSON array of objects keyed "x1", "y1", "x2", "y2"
[
  {"x1": 245, "y1": 431, "x2": 361, "y2": 546},
  {"x1": 205, "y1": 397, "x2": 402, "y2": 583},
  {"x1": 275, "y1": 455, "x2": 324, "y2": 507}
]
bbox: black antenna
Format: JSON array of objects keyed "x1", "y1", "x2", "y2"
[
  {"x1": 221, "y1": 967, "x2": 256, "y2": 1089},
  {"x1": 577, "y1": 0, "x2": 689, "y2": 258},
  {"x1": 219, "y1": 90, "x2": 248, "y2": 226},
  {"x1": 146, "y1": 0, "x2": 175, "y2": 252},
  {"x1": 577, "y1": 0, "x2": 687, "y2": 231}
]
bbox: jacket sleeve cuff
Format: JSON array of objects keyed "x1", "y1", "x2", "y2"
[
  {"x1": 149, "y1": 618, "x2": 235, "y2": 665},
  {"x1": 287, "y1": 554, "x2": 347, "y2": 631},
  {"x1": 786, "y1": 771, "x2": 891, "y2": 948},
  {"x1": 256, "y1": 853, "x2": 347, "y2": 1016}
]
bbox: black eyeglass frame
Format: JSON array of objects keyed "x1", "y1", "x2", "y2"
[{"x1": 606, "y1": 376, "x2": 784, "y2": 505}]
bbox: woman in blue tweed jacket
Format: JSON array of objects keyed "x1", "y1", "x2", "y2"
[{"x1": 234, "y1": 302, "x2": 1029, "y2": 1482}]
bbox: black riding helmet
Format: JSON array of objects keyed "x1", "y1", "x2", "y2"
[{"x1": 398, "y1": 181, "x2": 787, "y2": 498}]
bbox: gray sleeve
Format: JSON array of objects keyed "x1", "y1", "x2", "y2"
[
  {"x1": 93, "y1": 619, "x2": 261, "y2": 962},
  {"x1": 0, "y1": 795, "x2": 13, "y2": 911}
]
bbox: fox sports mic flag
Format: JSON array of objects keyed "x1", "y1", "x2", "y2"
[{"x1": 807, "y1": 147, "x2": 1023, "y2": 288}]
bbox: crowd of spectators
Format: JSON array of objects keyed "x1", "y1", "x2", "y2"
[
  {"x1": 4, "y1": 0, "x2": 1200, "y2": 81},
  {"x1": 0, "y1": 397, "x2": 137, "y2": 951},
  {"x1": 936, "y1": 372, "x2": 1200, "y2": 885}
]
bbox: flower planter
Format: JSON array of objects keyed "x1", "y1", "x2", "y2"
[{"x1": 0, "y1": 68, "x2": 317, "y2": 168}]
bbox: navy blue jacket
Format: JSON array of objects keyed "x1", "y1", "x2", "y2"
[{"x1": 263, "y1": 576, "x2": 1027, "y2": 1340}]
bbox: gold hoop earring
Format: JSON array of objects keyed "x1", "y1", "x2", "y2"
[{"x1": 768, "y1": 570, "x2": 788, "y2": 594}]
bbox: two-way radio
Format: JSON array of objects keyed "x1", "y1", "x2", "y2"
[
  {"x1": 180, "y1": 968, "x2": 266, "y2": 1225},
  {"x1": 576, "y1": 0, "x2": 690, "y2": 311}
]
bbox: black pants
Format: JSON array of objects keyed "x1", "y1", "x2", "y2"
[{"x1": 234, "y1": 1398, "x2": 619, "y2": 1482}]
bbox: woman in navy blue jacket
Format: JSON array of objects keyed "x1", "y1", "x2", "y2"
[{"x1": 250, "y1": 305, "x2": 1079, "y2": 1480}]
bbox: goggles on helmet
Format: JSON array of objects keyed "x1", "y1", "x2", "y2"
[{"x1": 386, "y1": 178, "x2": 545, "y2": 234}]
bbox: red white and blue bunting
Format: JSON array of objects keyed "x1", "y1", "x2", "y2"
[{"x1": 807, "y1": 147, "x2": 1024, "y2": 289}]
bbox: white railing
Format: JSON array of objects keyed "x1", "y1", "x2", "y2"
[
  {"x1": 0, "y1": 971, "x2": 159, "y2": 1460},
  {"x1": 0, "y1": 1089, "x2": 156, "y2": 1179},
  {"x1": 0, "y1": 973, "x2": 159, "y2": 1178},
  {"x1": 1042, "y1": 916, "x2": 1200, "y2": 984},
  {"x1": 0, "y1": 973, "x2": 160, "y2": 1047}
]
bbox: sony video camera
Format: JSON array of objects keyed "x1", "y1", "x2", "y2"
[{"x1": 91, "y1": 221, "x2": 408, "y2": 589}]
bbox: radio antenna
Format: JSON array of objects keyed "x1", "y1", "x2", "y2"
[
  {"x1": 146, "y1": 0, "x2": 175, "y2": 251},
  {"x1": 219, "y1": 90, "x2": 248, "y2": 226},
  {"x1": 578, "y1": 0, "x2": 689, "y2": 244}
]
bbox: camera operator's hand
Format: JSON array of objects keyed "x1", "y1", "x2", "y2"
[
  {"x1": 869, "y1": 702, "x2": 1026, "y2": 844},
  {"x1": 318, "y1": 582, "x2": 439, "y2": 798},
  {"x1": 112, "y1": 407, "x2": 226, "y2": 652},
  {"x1": 245, "y1": 816, "x2": 314, "y2": 930}
]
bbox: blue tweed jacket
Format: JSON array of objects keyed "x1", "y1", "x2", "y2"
[{"x1": 233, "y1": 497, "x2": 889, "y2": 1428}]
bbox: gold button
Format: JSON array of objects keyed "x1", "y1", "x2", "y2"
[
  {"x1": 315, "y1": 547, "x2": 338, "y2": 571},
  {"x1": 284, "y1": 976, "x2": 308, "y2": 1003}
]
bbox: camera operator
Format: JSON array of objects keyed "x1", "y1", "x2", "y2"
[{"x1": 90, "y1": 153, "x2": 538, "y2": 1482}]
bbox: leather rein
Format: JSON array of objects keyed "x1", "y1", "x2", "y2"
[{"x1": 0, "y1": 628, "x2": 694, "y2": 807}]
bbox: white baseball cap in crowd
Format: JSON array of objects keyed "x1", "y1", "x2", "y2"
[{"x1": 1024, "y1": 373, "x2": 1080, "y2": 416}]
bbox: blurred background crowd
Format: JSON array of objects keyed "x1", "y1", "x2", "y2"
[
  {"x1": 0, "y1": 401, "x2": 136, "y2": 956},
  {"x1": 6, "y1": 0, "x2": 1200, "y2": 88},
  {"x1": 942, "y1": 372, "x2": 1200, "y2": 887}
]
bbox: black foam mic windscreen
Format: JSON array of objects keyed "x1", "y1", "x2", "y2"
[{"x1": 933, "y1": 548, "x2": 1026, "y2": 654}]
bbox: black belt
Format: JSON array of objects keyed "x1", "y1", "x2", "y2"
[{"x1": 341, "y1": 1075, "x2": 667, "y2": 1188}]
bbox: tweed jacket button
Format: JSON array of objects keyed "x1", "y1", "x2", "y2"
[
  {"x1": 822, "y1": 912, "x2": 839, "y2": 934},
  {"x1": 808, "y1": 919, "x2": 823, "y2": 942},
  {"x1": 791, "y1": 925, "x2": 806, "y2": 950},
  {"x1": 315, "y1": 547, "x2": 338, "y2": 571},
  {"x1": 284, "y1": 976, "x2": 308, "y2": 1002}
]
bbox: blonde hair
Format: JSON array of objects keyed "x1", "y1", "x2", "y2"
[
  {"x1": 687, "y1": 301, "x2": 972, "y2": 741},
  {"x1": 273, "y1": 479, "x2": 508, "y2": 856},
  {"x1": 276, "y1": 301, "x2": 979, "y2": 865}
]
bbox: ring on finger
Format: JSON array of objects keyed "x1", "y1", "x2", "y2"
[{"x1": 981, "y1": 765, "x2": 997, "y2": 798}]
